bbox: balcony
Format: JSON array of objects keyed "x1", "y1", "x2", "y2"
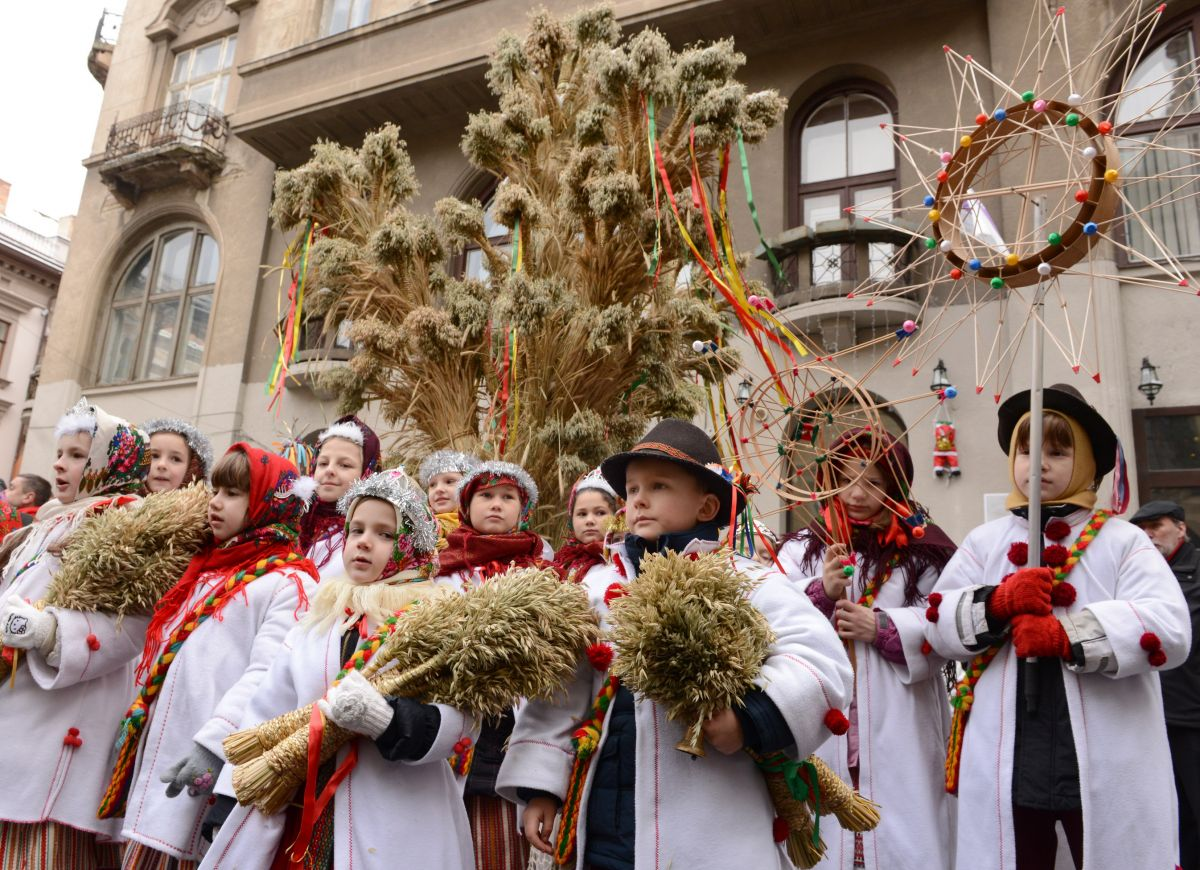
[
  {"x1": 88, "y1": 10, "x2": 122, "y2": 87},
  {"x1": 759, "y1": 218, "x2": 923, "y2": 352},
  {"x1": 92, "y1": 102, "x2": 228, "y2": 208}
]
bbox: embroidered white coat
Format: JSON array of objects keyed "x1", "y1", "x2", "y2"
[
  {"x1": 0, "y1": 499, "x2": 148, "y2": 842},
  {"x1": 496, "y1": 539, "x2": 854, "y2": 870},
  {"x1": 309, "y1": 529, "x2": 347, "y2": 583},
  {"x1": 120, "y1": 566, "x2": 316, "y2": 861},
  {"x1": 778, "y1": 535, "x2": 954, "y2": 870},
  {"x1": 201, "y1": 620, "x2": 478, "y2": 869},
  {"x1": 927, "y1": 511, "x2": 1190, "y2": 870}
]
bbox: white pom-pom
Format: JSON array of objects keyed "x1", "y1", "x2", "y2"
[
  {"x1": 318, "y1": 421, "x2": 365, "y2": 447},
  {"x1": 289, "y1": 475, "x2": 320, "y2": 506},
  {"x1": 692, "y1": 340, "x2": 705, "y2": 353}
]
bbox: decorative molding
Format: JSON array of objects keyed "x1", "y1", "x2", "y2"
[{"x1": 226, "y1": 0, "x2": 256, "y2": 11}]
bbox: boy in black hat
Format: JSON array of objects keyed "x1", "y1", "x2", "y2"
[
  {"x1": 496, "y1": 419, "x2": 852, "y2": 870},
  {"x1": 1131, "y1": 500, "x2": 1200, "y2": 870},
  {"x1": 925, "y1": 384, "x2": 1191, "y2": 870}
]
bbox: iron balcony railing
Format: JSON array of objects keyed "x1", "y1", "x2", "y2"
[{"x1": 104, "y1": 101, "x2": 228, "y2": 161}]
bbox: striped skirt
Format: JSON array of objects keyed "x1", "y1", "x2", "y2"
[
  {"x1": 121, "y1": 842, "x2": 199, "y2": 870},
  {"x1": 0, "y1": 821, "x2": 122, "y2": 870},
  {"x1": 467, "y1": 794, "x2": 529, "y2": 870}
]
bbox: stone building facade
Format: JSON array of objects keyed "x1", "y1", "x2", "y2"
[{"x1": 27, "y1": 0, "x2": 1200, "y2": 541}]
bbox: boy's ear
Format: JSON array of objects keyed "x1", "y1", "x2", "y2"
[{"x1": 697, "y1": 492, "x2": 720, "y2": 523}]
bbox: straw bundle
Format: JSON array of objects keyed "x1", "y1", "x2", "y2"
[
  {"x1": 228, "y1": 567, "x2": 599, "y2": 813},
  {"x1": 606, "y1": 549, "x2": 878, "y2": 865},
  {"x1": 0, "y1": 485, "x2": 210, "y2": 681}
]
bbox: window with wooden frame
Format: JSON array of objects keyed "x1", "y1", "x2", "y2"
[
  {"x1": 97, "y1": 227, "x2": 217, "y2": 385},
  {"x1": 453, "y1": 186, "x2": 513, "y2": 283},
  {"x1": 1111, "y1": 10, "x2": 1200, "y2": 264},
  {"x1": 1132, "y1": 404, "x2": 1200, "y2": 523},
  {"x1": 791, "y1": 82, "x2": 898, "y2": 285},
  {"x1": 320, "y1": 0, "x2": 371, "y2": 37},
  {"x1": 0, "y1": 320, "x2": 11, "y2": 369},
  {"x1": 167, "y1": 35, "x2": 237, "y2": 112}
]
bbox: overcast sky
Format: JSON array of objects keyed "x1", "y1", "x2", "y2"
[{"x1": 0, "y1": 0, "x2": 126, "y2": 234}]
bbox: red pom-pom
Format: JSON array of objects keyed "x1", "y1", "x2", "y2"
[
  {"x1": 587, "y1": 642, "x2": 614, "y2": 672},
  {"x1": 927, "y1": 592, "x2": 943, "y2": 606},
  {"x1": 824, "y1": 708, "x2": 850, "y2": 735},
  {"x1": 1008, "y1": 542, "x2": 1029, "y2": 566},
  {"x1": 920, "y1": 640, "x2": 933, "y2": 656},
  {"x1": 1149, "y1": 649, "x2": 1168, "y2": 667},
  {"x1": 913, "y1": 526, "x2": 926, "y2": 539},
  {"x1": 68, "y1": 727, "x2": 80, "y2": 736},
  {"x1": 1045, "y1": 518, "x2": 1072, "y2": 542},
  {"x1": 86, "y1": 634, "x2": 101, "y2": 651},
  {"x1": 773, "y1": 816, "x2": 790, "y2": 843},
  {"x1": 1042, "y1": 545, "x2": 1069, "y2": 568},
  {"x1": 1140, "y1": 632, "x2": 1162, "y2": 652},
  {"x1": 603, "y1": 583, "x2": 626, "y2": 606},
  {"x1": 1050, "y1": 582, "x2": 1076, "y2": 607},
  {"x1": 926, "y1": 605, "x2": 940, "y2": 623}
]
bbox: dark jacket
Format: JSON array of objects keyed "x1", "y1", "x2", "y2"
[{"x1": 1161, "y1": 540, "x2": 1200, "y2": 727}]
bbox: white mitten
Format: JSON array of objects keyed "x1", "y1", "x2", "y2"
[
  {"x1": 0, "y1": 594, "x2": 56, "y2": 654},
  {"x1": 318, "y1": 669, "x2": 394, "y2": 739}
]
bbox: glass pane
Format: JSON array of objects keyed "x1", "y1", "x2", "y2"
[
  {"x1": 854, "y1": 185, "x2": 894, "y2": 220},
  {"x1": 334, "y1": 318, "x2": 353, "y2": 350},
  {"x1": 868, "y1": 242, "x2": 895, "y2": 280},
  {"x1": 191, "y1": 41, "x2": 222, "y2": 79},
  {"x1": 464, "y1": 248, "x2": 486, "y2": 282},
  {"x1": 0, "y1": 322, "x2": 9, "y2": 342},
  {"x1": 188, "y1": 80, "x2": 217, "y2": 110},
  {"x1": 221, "y1": 36, "x2": 237, "y2": 70},
  {"x1": 213, "y1": 74, "x2": 230, "y2": 112},
  {"x1": 193, "y1": 234, "x2": 219, "y2": 286},
  {"x1": 811, "y1": 244, "x2": 845, "y2": 284},
  {"x1": 170, "y1": 50, "x2": 190, "y2": 85},
  {"x1": 847, "y1": 94, "x2": 893, "y2": 176},
  {"x1": 803, "y1": 193, "x2": 842, "y2": 229},
  {"x1": 483, "y1": 199, "x2": 507, "y2": 239},
  {"x1": 323, "y1": 0, "x2": 351, "y2": 35},
  {"x1": 1116, "y1": 31, "x2": 1198, "y2": 125},
  {"x1": 116, "y1": 246, "x2": 153, "y2": 301},
  {"x1": 349, "y1": 0, "x2": 371, "y2": 28},
  {"x1": 1121, "y1": 128, "x2": 1200, "y2": 260},
  {"x1": 175, "y1": 294, "x2": 211, "y2": 375},
  {"x1": 138, "y1": 299, "x2": 181, "y2": 380},
  {"x1": 801, "y1": 97, "x2": 847, "y2": 183},
  {"x1": 154, "y1": 231, "x2": 194, "y2": 295},
  {"x1": 1146, "y1": 414, "x2": 1200, "y2": 471},
  {"x1": 100, "y1": 307, "x2": 143, "y2": 384}
]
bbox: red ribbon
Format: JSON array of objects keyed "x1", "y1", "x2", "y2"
[{"x1": 286, "y1": 705, "x2": 360, "y2": 867}]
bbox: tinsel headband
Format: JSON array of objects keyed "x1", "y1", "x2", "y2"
[
  {"x1": 318, "y1": 421, "x2": 365, "y2": 447},
  {"x1": 568, "y1": 467, "x2": 620, "y2": 516},
  {"x1": 141, "y1": 417, "x2": 215, "y2": 479},
  {"x1": 418, "y1": 449, "x2": 483, "y2": 488},
  {"x1": 340, "y1": 469, "x2": 439, "y2": 577},
  {"x1": 457, "y1": 460, "x2": 540, "y2": 528}
]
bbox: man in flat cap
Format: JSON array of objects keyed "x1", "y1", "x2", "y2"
[{"x1": 1132, "y1": 500, "x2": 1200, "y2": 870}]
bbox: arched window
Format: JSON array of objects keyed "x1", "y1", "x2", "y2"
[
  {"x1": 793, "y1": 84, "x2": 897, "y2": 284},
  {"x1": 98, "y1": 226, "x2": 216, "y2": 384},
  {"x1": 1113, "y1": 12, "x2": 1200, "y2": 260}
]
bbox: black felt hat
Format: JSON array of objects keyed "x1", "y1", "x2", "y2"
[
  {"x1": 600, "y1": 419, "x2": 745, "y2": 519},
  {"x1": 996, "y1": 383, "x2": 1118, "y2": 476},
  {"x1": 1129, "y1": 500, "x2": 1186, "y2": 525}
]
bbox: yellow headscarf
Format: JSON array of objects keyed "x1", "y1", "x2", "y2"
[
  {"x1": 1005, "y1": 410, "x2": 1098, "y2": 512},
  {"x1": 434, "y1": 511, "x2": 460, "y2": 550}
]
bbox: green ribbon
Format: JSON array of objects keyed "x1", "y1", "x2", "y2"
[
  {"x1": 736, "y1": 128, "x2": 787, "y2": 287},
  {"x1": 754, "y1": 751, "x2": 822, "y2": 846},
  {"x1": 645, "y1": 96, "x2": 663, "y2": 279}
]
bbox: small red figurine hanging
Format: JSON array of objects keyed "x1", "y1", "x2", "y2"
[{"x1": 933, "y1": 422, "x2": 961, "y2": 478}]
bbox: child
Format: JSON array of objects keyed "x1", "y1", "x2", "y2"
[
  {"x1": 419, "y1": 449, "x2": 482, "y2": 544},
  {"x1": 142, "y1": 418, "x2": 214, "y2": 493},
  {"x1": 0, "y1": 398, "x2": 149, "y2": 867},
  {"x1": 498, "y1": 418, "x2": 853, "y2": 870},
  {"x1": 202, "y1": 469, "x2": 477, "y2": 869},
  {"x1": 109, "y1": 444, "x2": 319, "y2": 869},
  {"x1": 301, "y1": 416, "x2": 382, "y2": 578},
  {"x1": 926, "y1": 384, "x2": 1190, "y2": 870},
  {"x1": 554, "y1": 467, "x2": 620, "y2": 581},
  {"x1": 777, "y1": 429, "x2": 956, "y2": 870}
]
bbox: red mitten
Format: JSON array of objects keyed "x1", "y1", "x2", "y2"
[
  {"x1": 1011, "y1": 613, "x2": 1071, "y2": 659},
  {"x1": 987, "y1": 568, "x2": 1054, "y2": 621}
]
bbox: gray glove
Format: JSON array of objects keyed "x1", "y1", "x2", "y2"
[
  {"x1": 318, "y1": 669, "x2": 394, "y2": 739},
  {"x1": 0, "y1": 594, "x2": 56, "y2": 654},
  {"x1": 161, "y1": 742, "x2": 224, "y2": 798}
]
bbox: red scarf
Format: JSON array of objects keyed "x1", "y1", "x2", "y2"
[
  {"x1": 136, "y1": 445, "x2": 318, "y2": 681},
  {"x1": 553, "y1": 537, "x2": 606, "y2": 580},
  {"x1": 437, "y1": 524, "x2": 547, "y2": 578}
]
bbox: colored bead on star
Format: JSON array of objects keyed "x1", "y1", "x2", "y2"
[
  {"x1": 1048, "y1": 232, "x2": 1062, "y2": 245},
  {"x1": 924, "y1": 194, "x2": 935, "y2": 207},
  {"x1": 925, "y1": 237, "x2": 937, "y2": 249},
  {"x1": 1065, "y1": 113, "x2": 1080, "y2": 126},
  {"x1": 1021, "y1": 90, "x2": 1035, "y2": 102},
  {"x1": 1105, "y1": 168, "x2": 1119, "y2": 182},
  {"x1": 990, "y1": 277, "x2": 1004, "y2": 289},
  {"x1": 1097, "y1": 120, "x2": 1113, "y2": 135},
  {"x1": 1075, "y1": 189, "x2": 1089, "y2": 203},
  {"x1": 994, "y1": 108, "x2": 1007, "y2": 121},
  {"x1": 1083, "y1": 222, "x2": 1098, "y2": 235},
  {"x1": 968, "y1": 258, "x2": 982, "y2": 270}
]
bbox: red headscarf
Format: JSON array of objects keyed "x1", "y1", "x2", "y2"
[{"x1": 136, "y1": 444, "x2": 318, "y2": 680}]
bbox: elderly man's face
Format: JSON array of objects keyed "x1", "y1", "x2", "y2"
[{"x1": 1137, "y1": 515, "x2": 1188, "y2": 557}]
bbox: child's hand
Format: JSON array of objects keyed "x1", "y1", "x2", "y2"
[
  {"x1": 834, "y1": 600, "x2": 877, "y2": 643},
  {"x1": 821, "y1": 543, "x2": 851, "y2": 600},
  {"x1": 702, "y1": 707, "x2": 745, "y2": 755},
  {"x1": 522, "y1": 796, "x2": 560, "y2": 855}
]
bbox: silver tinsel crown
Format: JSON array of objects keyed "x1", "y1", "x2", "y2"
[
  {"x1": 339, "y1": 468, "x2": 439, "y2": 558},
  {"x1": 142, "y1": 417, "x2": 215, "y2": 477},
  {"x1": 55, "y1": 397, "x2": 98, "y2": 440},
  {"x1": 418, "y1": 449, "x2": 482, "y2": 487}
]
